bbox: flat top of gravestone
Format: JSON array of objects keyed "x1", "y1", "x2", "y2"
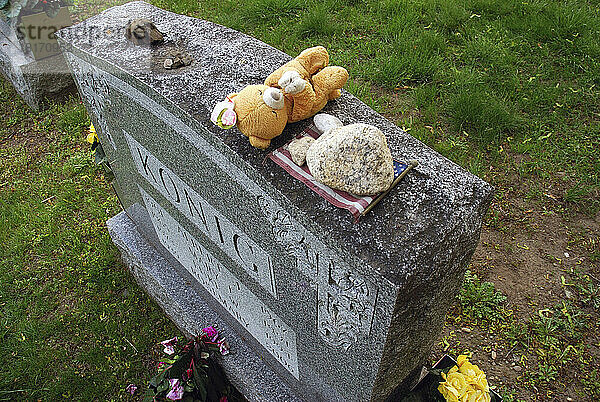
[{"x1": 57, "y1": 1, "x2": 493, "y2": 286}]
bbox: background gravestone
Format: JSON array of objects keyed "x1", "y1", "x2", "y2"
[
  {"x1": 57, "y1": 2, "x2": 493, "y2": 401},
  {"x1": 0, "y1": 0, "x2": 75, "y2": 109}
]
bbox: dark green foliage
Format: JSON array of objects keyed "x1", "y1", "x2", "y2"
[{"x1": 458, "y1": 270, "x2": 507, "y2": 322}]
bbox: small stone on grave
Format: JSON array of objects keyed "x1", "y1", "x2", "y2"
[
  {"x1": 287, "y1": 136, "x2": 314, "y2": 166},
  {"x1": 125, "y1": 18, "x2": 164, "y2": 45},
  {"x1": 163, "y1": 49, "x2": 193, "y2": 70}
]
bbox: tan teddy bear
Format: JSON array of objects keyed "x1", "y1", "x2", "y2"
[{"x1": 211, "y1": 46, "x2": 349, "y2": 149}]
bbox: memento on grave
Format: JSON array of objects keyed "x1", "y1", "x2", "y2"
[
  {"x1": 0, "y1": 0, "x2": 75, "y2": 109},
  {"x1": 211, "y1": 45, "x2": 348, "y2": 150},
  {"x1": 305, "y1": 121, "x2": 396, "y2": 196},
  {"x1": 57, "y1": 2, "x2": 493, "y2": 401},
  {"x1": 125, "y1": 18, "x2": 164, "y2": 46}
]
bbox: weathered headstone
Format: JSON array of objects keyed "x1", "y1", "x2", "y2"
[
  {"x1": 57, "y1": 2, "x2": 493, "y2": 401},
  {"x1": 0, "y1": 2, "x2": 75, "y2": 109}
]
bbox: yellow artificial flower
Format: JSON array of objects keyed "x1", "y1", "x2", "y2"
[
  {"x1": 459, "y1": 360, "x2": 478, "y2": 377},
  {"x1": 86, "y1": 123, "x2": 98, "y2": 144},
  {"x1": 438, "y1": 385, "x2": 460, "y2": 402},
  {"x1": 463, "y1": 389, "x2": 490, "y2": 402},
  {"x1": 457, "y1": 355, "x2": 469, "y2": 366},
  {"x1": 438, "y1": 371, "x2": 465, "y2": 401},
  {"x1": 438, "y1": 356, "x2": 491, "y2": 402}
]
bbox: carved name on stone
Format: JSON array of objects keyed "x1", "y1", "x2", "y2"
[
  {"x1": 126, "y1": 132, "x2": 277, "y2": 297},
  {"x1": 141, "y1": 188, "x2": 299, "y2": 379}
]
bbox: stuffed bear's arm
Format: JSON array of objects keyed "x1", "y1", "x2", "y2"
[
  {"x1": 287, "y1": 83, "x2": 317, "y2": 123},
  {"x1": 265, "y1": 64, "x2": 308, "y2": 88},
  {"x1": 265, "y1": 47, "x2": 329, "y2": 88},
  {"x1": 276, "y1": 71, "x2": 317, "y2": 123}
]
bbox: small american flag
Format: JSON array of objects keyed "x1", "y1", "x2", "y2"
[{"x1": 268, "y1": 125, "x2": 408, "y2": 221}]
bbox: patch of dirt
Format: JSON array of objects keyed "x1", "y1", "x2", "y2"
[
  {"x1": 0, "y1": 125, "x2": 52, "y2": 158},
  {"x1": 430, "y1": 168, "x2": 600, "y2": 400},
  {"x1": 351, "y1": 78, "x2": 424, "y2": 123}
]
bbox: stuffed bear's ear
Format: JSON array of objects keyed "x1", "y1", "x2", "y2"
[{"x1": 211, "y1": 98, "x2": 237, "y2": 129}]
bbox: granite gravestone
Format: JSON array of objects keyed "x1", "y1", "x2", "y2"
[
  {"x1": 0, "y1": 2, "x2": 75, "y2": 109},
  {"x1": 57, "y1": 2, "x2": 493, "y2": 401}
]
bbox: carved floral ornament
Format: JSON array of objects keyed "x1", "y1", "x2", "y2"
[{"x1": 258, "y1": 195, "x2": 377, "y2": 351}]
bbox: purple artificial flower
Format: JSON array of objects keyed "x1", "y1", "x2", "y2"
[
  {"x1": 218, "y1": 339, "x2": 230, "y2": 356},
  {"x1": 166, "y1": 378, "x2": 184, "y2": 400},
  {"x1": 160, "y1": 337, "x2": 178, "y2": 355},
  {"x1": 125, "y1": 383, "x2": 137, "y2": 395},
  {"x1": 219, "y1": 397, "x2": 228, "y2": 402},
  {"x1": 202, "y1": 326, "x2": 219, "y2": 342}
]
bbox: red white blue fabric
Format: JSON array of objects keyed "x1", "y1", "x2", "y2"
[{"x1": 268, "y1": 125, "x2": 408, "y2": 221}]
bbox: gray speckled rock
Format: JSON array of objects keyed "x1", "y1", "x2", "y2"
[
  {"x1": 287, "y1": 136, "x2": 315, "y2": 166},
  {"x1": 306, "y1": 123, "x2": 395, "y2": 195},
  {"x1": 125, "y1": 18, "x2": 164, "y2": 45},
  {"x1": 313, "y1": 113, "x2": 343, "y2": 135}
]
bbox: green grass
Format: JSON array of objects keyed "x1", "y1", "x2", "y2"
[
  {"x1": 296, "y1": 4, "x2": 338, "y2": 38},
  {"x1": 458, "y1": 270, "x2": 507, "y2": 323},
  {"x1": 1, "y1": 0, "x2": 598, "y2": 399},
  {"x1": 448, "y1": 267, "x2": 599, "y2": 398},
  {"x1": 143, "y1": 0, "x2": 600, "y2": 210},
  {"x1": 244, "y1": 0, "x2": 304, "y2": 23},
  {"x1": 0, "y1": 81, "x2": 182, "y2": 400}
]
